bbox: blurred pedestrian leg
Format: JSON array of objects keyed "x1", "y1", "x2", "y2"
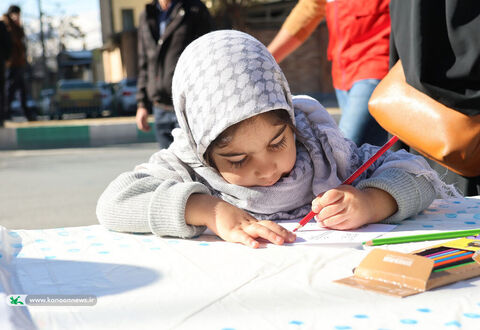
[
  {"x1": 153, "y1": 105, "x2": 178, "y2": 149},
  {"x1": 0, "y1": 18, "x2": 12, "y2": 126},
  {"x1": 336, "y1": 79, "x2": 387, "y2": 146},
  {"x1": 6, "y1": 66, "x2": 31, "y2": 119},
  {"x1": 0, "y1": 57, "x2": 6, "y2": 126}
]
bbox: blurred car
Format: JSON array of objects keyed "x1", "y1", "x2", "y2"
[
  {"x1": 114, "y1": 78, "x2": 137, "y2": 116},
  {"x1": 52, "y1": 79, "x2": 102, "y2": 119},
  {"x1": 96, "y1": 81, "x2": 115, "y2": 116},
  {"x1": 38, "y1": 88, "x2": 55, "y2": 117}
]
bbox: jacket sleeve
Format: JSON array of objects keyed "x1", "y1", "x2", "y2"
[
  {"x1": 96, "y1": 149, "x2": 211, "y2": 238},
  {"x1": 136, "y1": 12, "x2": 149, "y2": 109},
  {"x1": 356, "y1": 167, "x2": 435, "y2": 224},
  {"x1": 350, "y1": 144, "x2": 437, "y2": 224},
  {"x1": 281, "y1": 0, "x2": 326, "y2": 43}
]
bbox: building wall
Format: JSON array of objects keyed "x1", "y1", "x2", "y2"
[
  {"x1": 243, "y1": 1, "x2": 334, "y2": 101},
  {"x1": 245, "y1": 22, "x2": 334, "y2": 97},
  {"x1": 92, "y1": 49, "x2": 105, "y2": 82},
  {"x1": 119, "y1": 31, "x2": 138, "y2": 79},
  {"x1": 102, "y1": 48, "x2": 124, "y2": 83},
  {"x1": 99, "y1": 0, "x2": 114, "y2": 44},
  {"x1": 99, "y1": 0, "x2": 148, "y2": 83},
  {"x1": 111, "y1": 0, "x2": 150, "y2": 33}
]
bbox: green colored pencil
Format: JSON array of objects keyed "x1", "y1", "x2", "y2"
[{"x1": 363, "y1": 228, "x2": 480, "y2": 246}]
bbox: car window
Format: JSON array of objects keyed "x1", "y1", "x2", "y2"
[
  {"x1": 59, "y1": 81, "x2": 95, "y2": 90},
  {"x1": 126, "y1": 79, "x2": 137, "y2": 87}
]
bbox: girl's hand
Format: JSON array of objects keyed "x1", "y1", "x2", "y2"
[
  {"x1": 185, "y1": 194, "x2": 296, "y2": 248},
  {"x1": 311, "y1": 186, "x2": 397, "y2": 230}
]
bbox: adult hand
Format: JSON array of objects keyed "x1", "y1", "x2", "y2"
[{"x1": 136, "y1": 107, "x2": 150, "y2": 132}]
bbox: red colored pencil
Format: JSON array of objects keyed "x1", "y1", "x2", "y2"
[{"x1": 292, "y1": 135, "x2": 399, "y2": 232}]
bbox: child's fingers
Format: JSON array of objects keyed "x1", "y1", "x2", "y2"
[
  {"x1": 319, "y1": 189, "x2": 345, "y2": 205},
  {"x1": 324, "y1": 220, "x2": 358, "y2": 231},
  {"x1": 311, "y1": 192, "x2": 325, "y2": 212},
  {"x1": 244, "y1": 222, "x2": 287, "y2": 245},
  {"x1": 319, "y1": 213, "x2": 351, "y2": 229},
  {"x1": 258, "y1": 220, "x2": 296, "y2": 243},
  {"x1": 312, "y1": 189, "x2": 344, "y2": 212},
  {"x1": 315, "y1": 203, "x2": 346, "y2": 222},
  {"x1": 230, "y1": 230, "x2": 260, "y2": 249}
]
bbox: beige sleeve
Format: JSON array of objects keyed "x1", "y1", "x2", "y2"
[{"x1": 282, "y1": 0, "x2": 326, "y2": 42}]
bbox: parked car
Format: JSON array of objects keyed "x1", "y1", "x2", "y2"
[
  {"x1": 52, "y1": 80, "x2": 102, "y2": 119},
  {"x1": 114, "y1": 78, "x2": 137, "y2": 116},
  {"x1": 96, "y1": 81, "x2": 115, "y2": 116},
  {"x1": 38, "y1": 88, "x2": 55, "y2": 117}
]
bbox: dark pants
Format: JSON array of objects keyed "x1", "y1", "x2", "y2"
[
  {"x1": 0, "y1": 61, "x2": 5, "y2": 124},
  {"x1": 7, "y1": 66, "x2": 33, "y2": 120},
  {"x1": 153, "y1": 105, "x2": 178, "y2": 149}
]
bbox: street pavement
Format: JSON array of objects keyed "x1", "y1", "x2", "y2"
[{"x1": 0, "y1": 143, "x2": 159, "y2": 230}]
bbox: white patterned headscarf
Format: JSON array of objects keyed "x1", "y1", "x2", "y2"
[
  {"x1": 167, "y1": 30, "x2": 455, "y2": 220},
  {"x1": 172, "y1": 30, "x2": 294, "y2": 164}
]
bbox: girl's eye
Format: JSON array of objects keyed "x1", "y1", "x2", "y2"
[
  {"x1": 229, "y1": 158, "x2": 246, "y2": 169},
  {"x1": 269, "y1": 136, "x2": 287, "y2": 151}
]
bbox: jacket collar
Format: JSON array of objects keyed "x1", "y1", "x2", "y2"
[
  {"x1": 145, "y1": 0, "x2": 184, "y2": 42},
  {"x1": 160, "y1": 1, "x2": 184, "y2": 41},
  {"x1": 145, "y1": 1, "x2": 160, "y2": 41}
]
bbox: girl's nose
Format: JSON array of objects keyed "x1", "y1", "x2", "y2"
[{"x1": 254, "y1": 157, "x2": 277, "y2": 179}]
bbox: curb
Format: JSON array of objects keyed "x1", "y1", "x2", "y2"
[
  {"x1": 0, "y1": 117, "x2": 156, "y2": 150},
  {"x1": 0, "y1": 109, "x2": 341, "y2": 150}
]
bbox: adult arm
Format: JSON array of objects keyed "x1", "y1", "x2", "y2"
[{"x1": 268, "y1": 0, "x2": 326, "y2": 63}]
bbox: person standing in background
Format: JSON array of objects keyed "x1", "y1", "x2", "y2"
[
  {"x1": 268, "y1": 0, "x2": 390, "y2": 146},
  {"x1": 0, "y1": 16, "x2": 12, "y2": 127},
  {"x1": 388, "y1": 0, "x2": 480, "y2": 196},
  {"x1": 3, "y1": 5, "x2": 34, "y2": 121},
  {"x1": 136, "y1": 0, "x2": 214, "y2": 148}
]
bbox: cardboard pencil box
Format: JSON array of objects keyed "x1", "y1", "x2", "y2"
[{"x1": 334, "y1": 237, "x2": 480, "y2": 297}]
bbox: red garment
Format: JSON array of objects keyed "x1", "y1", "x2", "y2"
[{"x1": 326, "y1": 0, "x2": 390, "y2": 90}]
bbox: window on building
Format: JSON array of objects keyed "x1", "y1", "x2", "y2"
[{"x1": 122, "y1": 9, "x2": 134, "y2": 31}]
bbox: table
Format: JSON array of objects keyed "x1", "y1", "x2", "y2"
[{"x1": 2, "y1": 197, "x2": 480, "y2": 329}]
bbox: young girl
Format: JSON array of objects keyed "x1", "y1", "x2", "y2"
[{"x1": 97, "y1": 30, "x2": 455, "y2": 248}]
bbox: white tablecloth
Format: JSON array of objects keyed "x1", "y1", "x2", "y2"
[{"x1": 2, "y1": 197, "x2": 480, "y2": 330}]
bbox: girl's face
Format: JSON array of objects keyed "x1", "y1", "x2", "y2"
[{"x1": 211, "y1": 113, "x2": 297, "y2": 187}]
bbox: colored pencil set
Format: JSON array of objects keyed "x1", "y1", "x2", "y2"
[{"x1": 415, "y1": 246, "x2": 476, "y2": 273}]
